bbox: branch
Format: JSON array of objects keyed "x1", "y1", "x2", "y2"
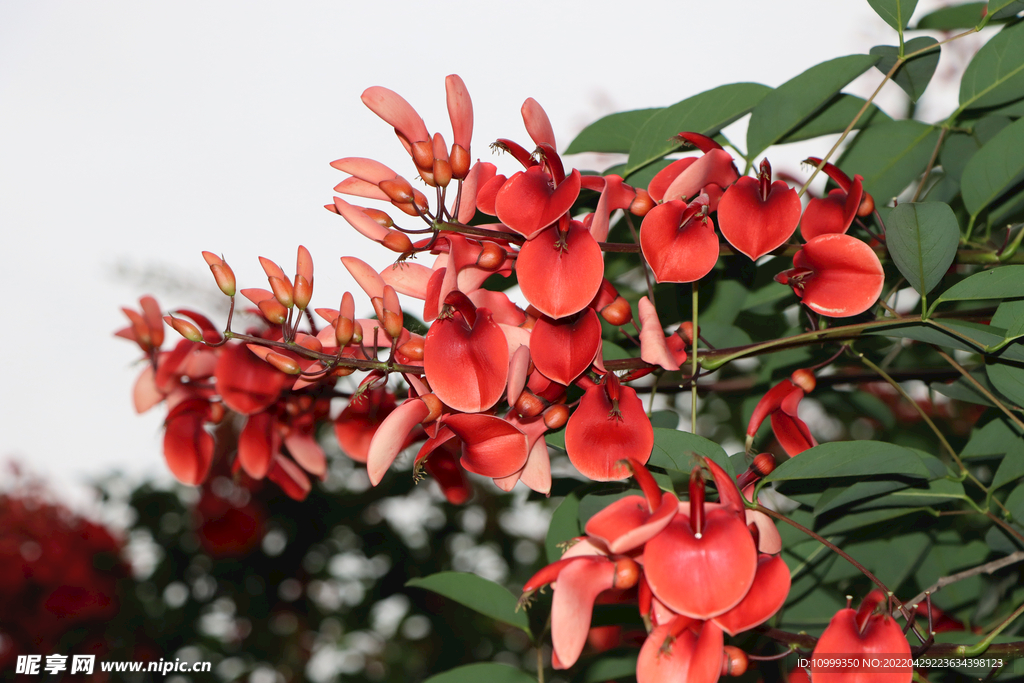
[{"x1": 905, "y1": 551, "x2": 1024, "y2": 610}]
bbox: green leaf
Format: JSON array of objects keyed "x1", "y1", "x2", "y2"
[
  {"x1": 991, "y1": 442, "x2": 1024, "y2": 489},
  {"x1": 847, "y1": 477, "x2": 965, "y2": 510},
  {"x1": 994, "y1": 299, "x2": 1024, "y2": 340},
  {"x1": 546, "y1": 491, "x2": 581, "y2": 563},
  {"x1": 915, "y1": 2, "x2": 985, "y2": 29},
  {"x1": 565, "y1": 108, "x2": 662, "y2": 155},
  {"x1": 763, "y1": 441, "x2": 931, "y2": 483},
  {"x1": 989, "y1": 0, "x2": 1024, "y2": 20},
  {"x1": 932, "y1": 368, "x2": 1000, "y2": 406},
  {"x1": 885, "y1": 202, "x2": 960, "y2": 295},
  {"x1": 961, "y1": 116, "x2": 1024, "y2": 216},
  {"x1": 625, "y1": 83, "x2": 771, "y2": 176},
  {"x1": 961, "y1": 417, "x2": 1024, "y2": 458},
  {"x1": 938, "y1": 115, "x2": 1012, "y2": 183},
  {"x1": 648, "y1": 428, "x2": 732, "y2": 478},
  {"x1": 649, "y1": 410, "x2": 680, "y2": 429},
  {"x1": 870, "y1": 37, "x2": 940, "y2": 103},
  {"x1": 867, "y1": 0, "x2": 919, "y2": 30},
  {"x1": 747, "y1": 54, "x2": 881, "y2": 158},
  {"x1": 776, "y1": 94, "x2": 891, "y2": 144},
  {"x1": 817, "y1": 506, "x2": 927, "y2": 534},
  {"x1": 838, "y1": 120, "x2": 940, "y2": 202},
  {"x1": 933, "y1": 265, "x2": 1024, "y2": 307},
  {"x1": 959, "y1": 20, "x2": 1024, "y2": 110},
  {"x1": 814, "y1": 480, "x2": 912, "y2": 515},
  {"x1": 986, "y1": 361, "x2": 1024, "y2": 407},
  {"x1": 423, "y1": 664, "x2": 537, "y2": 683},
  {"x1": 406, "y1": 572, "x2": 531, "y2": 636},
  {"x1": 571, "y1": 653, "x2": 639, "y2": 683}
]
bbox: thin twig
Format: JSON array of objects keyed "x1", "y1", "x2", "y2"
[{"x1": 905, "y1": 551, "x2": 1024, "y2": 610}]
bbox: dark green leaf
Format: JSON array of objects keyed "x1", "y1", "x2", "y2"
[
  {"x1": 777, "y1": 94, "x2": 891, "y2": 144},
  {"x1": 546, "y1": 491, "x2": 581, "y2": 563},
  {"x1": 991, "y1": 443, "x2": 1024, "y2": 489},
  {"x1": 649, "y1": 410, "x2": 680, "y2": 429},
  {"x1": 625, "y1": 83, "x2": 771, "y2": 176},
  {"x1": 423, "y1": 664, "x2": 537, "y2": 683},
  {"x1": 961, "y1": 417, "x2": 1024, "y2": 458},
  {"x1": 932, "y1": 368, "x2": 1000, "y2": 406},
  {"x1": 986, "y1": 360, "x2": 1024, "y2": 407},
  {"x1": 989, "y1": 0, "x2": 1024, "y2": 20},
  {"x1": 870, "y1": 37, "x2": 940, "y2": 102},
  {"x1": 571, "y1": 653, "x2": 639, "y2": 683},
  {"x1": 962, "y1": 115, "x2": 1024, "y2": 216},
  {"x1": 814, "y1": 480, "x2": 911, "y2": 515},
  {"x1": 868, "y1": 319, "x2": 1002, "y2": 355},
  {"x1": 885, "y1": 202, "x2": 960, "y2": 294},
  {"x1": 747, "y1": 54, "x2": 881, "y2": 158},
  {"x1": 933, "y1": 265, "x2": 1024, "y2": 307},
  {"x1": 565, "y1": 108, "x2": 662, "y2": 155},
  {"x1": 838, "y1": 120, "x2": 940, "y2": 202},
  {"x1": 867, "y1": 0, "x2": 919, "y2": 30},
  {"x1": 817, "y1": 507, "x2": 927, "y2": 534},
  {"x1": 763, "y1": 441, "x2": 930, "y2": 482},
  {"x1": 939, "y1": 116, "x2": 1012, "y2": 183},
  {"x1": 846, "y1": 477, "x2": 965, "y2": 510},
  {"x1": 915, "y1": 2, "x2": 985, "y2": 29},
  {"x1": 960, "y1": 20, "x2": 1024, "y2": 110},
  {"x1": 994, "y1": 299, "x2": 1024, "y2": 340},
  {"x1": 406, "y1": 572, "x2": 531, "y2": 635},
  {"x1": 648, "y1": 428, "x2": 732, "y2": 478}
]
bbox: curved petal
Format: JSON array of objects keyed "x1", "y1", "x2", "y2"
[
  {"x1": 564, "y1": 379, "x2": 654, "y2": 481},
  {"x1": 267, "y1": 454, "x2": 312, "y2": 501},
  {"x1": 522, "y1": 98, "x2": 556, "y2": 148},
  {"x1": 586, "y1": 492, "x2": 679, "y2": 554},
  {"x1": 638, "y1": 296, "x2": 684, "y2": 371},
  {"x1": 551, "y1": 558, "x2": 615, "y2": 669},
  {"x1": 643, "y1": 511, "x2": 758, "y2": 618},
  {"x1": 660, "y1": 149, "x2": 737, "y2": 202},
  {"x1": 792, "y1": 233, "x2": 885, "y2": 317},
  {"x1": 333, "y1": 197, "x2": 390, "y2": 241},
  {"x1": 366, "y1": 398, "x2": 430, "y2": 485},
  {"x1": 772, "y1": 411, "x2": 817, "y2": 456},
  {"x1": 712, "y1": 554, "x2": 791, "y2": 635},
  {"x1": 517, "y1": 220, "x2": 604, "y2": 319},
  {"x1": 341, "y1": 256, "x2": 386, "y2": 300},
  {"x1": 647, "y1": 157, "x2": 697, "y2": 202},
  {"x1": 424, "y1": 294, "x2": 509, "y2": 412},
  {"x1": 163, "y1": 402, "x2": 214, "y2": 485},
  {"x1": 445, "y1": 74, "x2": 473, "y2": 150},
  {"x1": 718, "y1": 176, "x2": 801, "y2": 260},
  {"x1": 639, "y1": 199, "x2": 719, "y2": 284},
  {"x1": 329, "y1": 156, "x2": 399, "y2": 184},
  {"x1": 284, "y1": 432, "x2": 327, "y2": 478},
  {"x1": 746, "y1": 509, "x2": 783, "y2": 555},
  {"x1": 238, "y1": 411, "x2": 277, "y2": 479},
  {"x1": 531, "y1": 310, "x2": 602, "y2": 385},
  {"x1": 637, "y1": 620, "x2": 723, "y2": 683},
  {"x1": 361, "y1": 86, "x2": 429, "y2": 144},
  {"x1": 496, "y1": 167, "x2": 581, "y2": 239},
  {"x1": 443, "y1": 413, "x2": 529, "y2": 478},
  {"x1": 381, "y1": 261, "x2": 433, "y2": 299},
  {"x1": 215, "y1": 342, "x2": 290, "y2": 415},
  {"x1": 507, "y1": 344, "x2": 532, "y2": 407},
  {"x1": 423, "y1": 447, "x2": 472, "y2": 505},
  {"x1": 519, "y1": 437, "x2": 552, "y2": 495}
]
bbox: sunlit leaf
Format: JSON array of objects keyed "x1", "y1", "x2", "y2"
[
  {"x1": 915, "y1": 2, "x2": 985, "y2": 29},
  {"x1": 959, "y1": 20, "x2": 1024, "y2": 110},
  {"x1": 424, "y1": 664, "x2": 537, "y2": 683},
  {"x1": 747, "y1": 54, "x2": 880, "y2": 158},
  {"x1": 763, "y1": 441, "x2": 930, "y2": 482},
  {"x1": 565, "y1": 108, "x2": 662, "y2": 155},
  {"x1": 867, "y1": 0, "x2": 919, "y2": 30}
]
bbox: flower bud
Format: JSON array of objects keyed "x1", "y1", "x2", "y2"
[
  {"x1": 420, "y1": 393, "x2": 443, "y2": 424},
  {"x1": 476, "y1": 242, "x2": 506, "y2": 271},
  {"x1": 294, "y1": 333, "x2": 323, "y2": 354},
  {"x1": 379, "y1": 177, "x2": 415, "y2": 204},
  {"x1": 542, "y1": 404, "x2": 569, "y2": 430},
  {"x1": 268, "y1": 276, "x2": 294, "y2": 309},
  {"x1": 382, "y1": 285, "x2": 404, "y2": 339},
  {"x1": 202, "y1": 252, "x2": 237, "y2": 297},
  {"x1": 258, "y1": 256, "x2": 287, "y2": 281},
  {"x1": 266, "y1": 351, "x2": 301, "y2": 375},
  {"x1": 629, "y1": 189, "x2": 655, "y2": 217},
  {"x1": 361, "y1": 207, "x2": 394, "y2": 228},
  {"x1": 335, "y1": 316, "x2": 355, "y2": 348},
  {"x1": 398, "y1": 335, "x2": 424, "y2": 361},
  {"x1": 515, "y1": 390, "x2": 546, "y2": 418},
  {"x1": 450, "y1": 143, "x2": 471, "y2": 180},
  {"x1": 411, "y1": 140, "x2": 434, "y2": 175},
  {"x1": 721, "y1": 646, "x2": 748, "y2": 677},
  {"x1": 433, "y1": 158, "x2": 453, "y2": 188},
  {"x1": 678, "y1": 321, "x2": 697, "y2": 345},
  {"x1": 293, "y1": 274, "x2": 313, "y2": 311},
  {"x1": 258, "y1": 299, "x2": 289, "y2": 325},
  {"x1": 381, "y1": 230, "x2": 413, "y2": 253},
  {"x1": 612, "y1": 557, "x2": 640, "y2": 590},
  {"x1": 164, "y1": 315, "x2": 204, "y2": 342},
  {"x1": 790, "y1": 368, "x2": 816, "y2": 393},
  {"x1": 858, "y1": 192, "x2": 875, "y2": 217},
  {"x1": 600, "y1": 296, "x2": 633, "y2": 327}
]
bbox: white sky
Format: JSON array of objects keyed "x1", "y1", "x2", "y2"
[{"x1": 0, "y1": 0, "x2": 981, "y2": 506}]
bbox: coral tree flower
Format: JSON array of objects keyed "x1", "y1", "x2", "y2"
[
  {"x1": 775, "y1": 233, "x2": 885, "y2": 317},
  {"x1": 564, "y1": 373, "x2": 654, "y2": 481},
  {"x1": 746, "y1": 368, "x2": 818, "y2": 456},
  {"x1": 640, "y1": 194, "x2": 720, "y2": 283},
  {"x1": 811, "y1": 590, "x2": 912, "y2": 683},
  {"x1": 718, "y1": 158, "x2": 801, "y2": 261},
  {"x1": 800, "y1": 157, "x2": 870, "y2": 240}
]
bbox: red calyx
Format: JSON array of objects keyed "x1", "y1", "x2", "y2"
[{"x1": 689, "y1": 466, "x2": 706, "y2": 538}]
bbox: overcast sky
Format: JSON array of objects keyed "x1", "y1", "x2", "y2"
[{"x1": 0, "y1": 0, "x2": 982, "y2": 508}]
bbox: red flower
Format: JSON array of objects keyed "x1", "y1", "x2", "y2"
[
  {"x1": 775, "y1": 233, "x2": 884, "y2": 317},
  {"x1": 800, "y1": 157, "x2": 870, "y2": 240},
  {"x1": 746, "y1": 368, "x2": 817, "y2": 456},
  {"x1": 718, "y1": 159, "x2": 801, "y2": 261},
  {"x1": 639, "y1": 194, "x2": 720, "y2": 283},
  {"x1": 811, "y1": 590, "x2": 912, "y2": 683}
]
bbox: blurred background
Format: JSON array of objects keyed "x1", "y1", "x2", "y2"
[{"x1": 0, "y1": 1, "x2": 996, "y2": 681}]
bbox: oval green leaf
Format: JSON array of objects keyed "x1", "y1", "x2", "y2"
[
  {"x1": 406, "y1": 572, "x2": 531, "y2": 636},
  {"x1": 959, "y1": 19, "x2": 1024, "y2": 110},
  {"x1": 989, "y1": 0, "x2": 1024, "y2": 20},
  {"x1": 625, "y1": 83, "x2": 770, "y2": 176},
  {"x1": 746, "y1": 54, "x2": 880, "y2": 158},
  {"x1": 870, "y1": 37, "x2": 940, "y2": 103},
  {"x1": 867, "y1": 0, "x2": 919, "y2": 31},
  {"x1": 933, "y1": 265, "x2": 1024, "y2": 307},
  {"x1": 986, "y1": 361, "x2": 1024, "y2": 408},
  {"x1": 762, "y1": 441, "x2": 930, "y2": 483},
  {"x1": 961, "y1": 115, "x2": 1024, "y2": 217},
  {"x1": 565, "y1": 108, "x2": 662, "y2": 155},
  {"x1": 837, "y1": 120, "x2": 940, "y2": 203},
  {"x1": 885, "y1": 201, "x2": 960, "y2": 295},
  {"x1": 648, "y1": 427, "x2": 732, "y2": 478},
  {"x1": 424, "y1": 664, "x2": 538, "y2": 683},
  {"x1": 915, "y1": 2, "x2": 985, "y2": 29},
  {"x1": 777, "y1": 94, "x2": 891, "y2": 144}
]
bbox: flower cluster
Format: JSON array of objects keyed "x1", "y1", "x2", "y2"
[{"x1": 519, "y1": 458, "x2": 789, "y2": 682}]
